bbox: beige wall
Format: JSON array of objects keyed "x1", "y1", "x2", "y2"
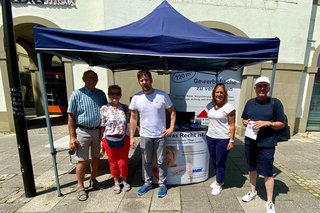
[
  {"x1": 63, "y1": 58, "x2": 74, "y2": 101},
  {"x1": 0, "y1": 58, "x2": 14, "y2": 132}
]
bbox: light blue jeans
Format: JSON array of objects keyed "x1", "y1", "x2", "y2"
[{"x1": 140, "y1": 136, "x2": 167, "y2": 186}]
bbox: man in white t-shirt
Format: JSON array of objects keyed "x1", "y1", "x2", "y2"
[{"x1": 129, "y1": 70, "x2": 176, "y2": 198}]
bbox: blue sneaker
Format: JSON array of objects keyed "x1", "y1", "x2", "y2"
[
  {"x1": 158, "y1": 185, "x2": 167, "y2": 198},
  {"x1": 137, "y1": 184, "x2": 152, "y2": 196}
]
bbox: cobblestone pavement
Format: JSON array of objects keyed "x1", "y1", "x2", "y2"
[
  {"x1": 274, "y1": 132, "x2": 320, "y2": 200},
  {"x1": 0, "y1": 118, "x2": 320, "y2": 213}
]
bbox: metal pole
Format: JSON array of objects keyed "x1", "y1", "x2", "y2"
[
  {"x1": 37, "y1": 53, "x2": 63, "y2": 197},
  {"x1": 269, "y1": 62, "x2": 277, "y2": 96},
  {"x1": 1, "y1": 0, "x2": 36, "y2": 197},
  {"x1": 112, "y1": 69, "x2": 115, "y2": 84}
]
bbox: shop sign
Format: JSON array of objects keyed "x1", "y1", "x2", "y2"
[{"x1": 11, "y1": 0, "x2": 76, "y2": 6}]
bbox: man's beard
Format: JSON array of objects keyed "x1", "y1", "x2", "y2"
[{"x1": 143, "y1": 85, "x2": 152, "y2": 91}]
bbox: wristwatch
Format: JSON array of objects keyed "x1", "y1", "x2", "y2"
[{"x1": 229, "y1": 139, "x2": 234, "y2": 143}]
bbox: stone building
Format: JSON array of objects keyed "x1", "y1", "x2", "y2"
[{"x1": 0, "y1": 0, "x2": 319, "y2": 136}]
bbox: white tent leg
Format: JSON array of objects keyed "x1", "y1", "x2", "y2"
[
  {"x1": 269, "y1": 62, "x2": 277, "y2": 96},
  {"x1": 36, "y1": 53, "x2": 63, "y2": 197}
]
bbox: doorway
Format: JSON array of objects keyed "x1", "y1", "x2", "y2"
[{"x1": 306, "y1": 68, "x2": 320, "y2": 131}]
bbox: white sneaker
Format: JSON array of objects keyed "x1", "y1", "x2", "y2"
[
  {"x1": 266, "y1": 202, "x2": 276, "y2": 213},
  {"x1": 242, "y1": 191, "x2": 257, "y2": 202},
  {"x1": 210, "y1": 180, "x2": 224, "y2": 188},
  {"x1": 211, "y1": 184, "x2": 222, "y2": 195}
]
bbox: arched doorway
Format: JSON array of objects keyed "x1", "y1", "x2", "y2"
[{"x1": 13, "y1": 18, "x2": 68, "y2": 116}]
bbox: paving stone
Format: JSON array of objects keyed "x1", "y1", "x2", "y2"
[
  {"x1": 275, "y1": 200, "x2": 306, "y2": 213},
  {"x1": 0, "y1": 173, "x2": 17, "y2": 182},
  {"x1": 35, "y1": 170, "x2": 65, "y2": 189},
  {"x1": 294, "y1": 170, "x2": 320, "y2": 180},
  {"x1": 272, "y1": 172, "x2": 297, "y2": 187},
  {"x1": 237, "y1": 196, "x2": 266, "y2": 213},
  {"x1": 209, "y1": 188, "x2": 243, "y2": 211},
  {"x1": 0, "y1": 187, "x2": 20, "y2": 202},
  {"x1": 182, "y1": 199, "x2": 213, "y2": 213},
  {"x1": 117, "y1": 198, "x2": 151, "y2": 213},
  {"x1": 223, "y1": 171, "x2": 247, "y2": 188},
  {"x1": 84, "y1": 188, "x2": 125, "y2": 212},
  {"x1": 150, "y1": 186, "x2": 180, "y2": 211},
  {"x1": 5, "y1": 190, "x2": 25, "y2": 204},
  {"x1": 32, "y1": 165, "x2": 56, "y2": 177},
  {"x1": 0, "y1": 175, "x2": 24, "y2": 188},
  {"x1": 17, "y1": 191, "x2": 62, "y2": 212},
  {"x1": 48, "y1": 197, "x2": 88, "y2": 213},
  {"x1": 1, "y1": 126, "x2": 320, "y2": 212},
  {"x1": 0, "y1": 153, "x2": 12, "y2": 161},
  {"x1": 0, "y1": 203, "x2": 24, "y2": 213},
  {"x1": 282, "y1": 186, "x2": 320, "y2": 210},
  {"x1": 181, "y1": 184, "x2": 208, "y2": 201}
]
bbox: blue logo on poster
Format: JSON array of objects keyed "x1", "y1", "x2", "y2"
[{"x1": 192, "y1": 167, "x2": 203, "y2": 173}]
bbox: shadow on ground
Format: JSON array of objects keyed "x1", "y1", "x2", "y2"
[
  {"x1": 26, "y1": 114, "x2": 67, "y2": 129},
  {"x1": 68, "y1": 145, "x2": 143, "y2": 188}
]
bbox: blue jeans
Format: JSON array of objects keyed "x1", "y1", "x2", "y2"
[
  {"x1": 206, "y1": 136, "x2": 230, "y2": 183},
  {"x1": 140, "y1": 137, "x2": 167, "y2": 186}
]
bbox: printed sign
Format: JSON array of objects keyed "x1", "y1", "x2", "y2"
[
  {"x1": 166, "y1": 131, "x2": 209, "y2": 185},
  {"x1": 150, "y1": 131, "x2": 209, "y2": 185},
  {"x1": 170, "y1": 70, "x2": 241, "y2": 125}
]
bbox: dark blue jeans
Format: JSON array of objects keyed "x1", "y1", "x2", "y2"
[{"x1": 206, "y1": 136, "x2": 230, "y2": 183}]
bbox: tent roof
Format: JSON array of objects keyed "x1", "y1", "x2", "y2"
[{"x1": 33, "y1": 0, "x2": 280, "y2": 72}]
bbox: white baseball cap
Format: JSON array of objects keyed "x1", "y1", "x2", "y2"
[{"x1": 255, "y1": 76, "x2": 270, "y2": 85}]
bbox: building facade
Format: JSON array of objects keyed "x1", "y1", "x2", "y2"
[{"x1": 0, "y1": 0, "x2": 319, "y2": 136}]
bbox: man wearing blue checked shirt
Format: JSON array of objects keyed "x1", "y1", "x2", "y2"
[{"x1": 67, "y1": 70, "x2": 107, "y2": 201}]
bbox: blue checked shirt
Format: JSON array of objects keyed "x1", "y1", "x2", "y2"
[{"x1": 67, "y1": 86, "x2": 107, "y2": 127}]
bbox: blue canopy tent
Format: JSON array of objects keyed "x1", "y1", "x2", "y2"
[
  {"x1": 33, "y1": 0, "x2": 280, "y2": 196},
  {"x1": 34, "y1": 1, "x2": 280, "y2": 72}
]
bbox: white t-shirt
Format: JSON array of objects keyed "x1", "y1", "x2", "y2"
[
  {"x1": 206, "y1": 102, "x2": 235, "y2": 139},
  {"x1": 129, "y1": 89, "x2": 173, "y2": 138}
]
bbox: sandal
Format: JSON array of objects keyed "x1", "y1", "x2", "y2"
[
  {"x1": 76, "y1": 186, "x2": 87, "y2": 201},
  {"x1": 113, "y1": 184, "x2": 121, "y2": 194},
  {"x1": 122, "y1": 182, "x2": 131, "y2": 192}
]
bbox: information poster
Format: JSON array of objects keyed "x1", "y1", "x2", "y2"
[
  {"x1": 170, "y1": 70, "x2": 241, "y2": 125},
  {"x1": 151, "y1": 131, "x2": 209, "y2": 185}
]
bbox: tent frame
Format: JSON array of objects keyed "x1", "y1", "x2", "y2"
[
  {"x1": 34, "y1": 0, "x2": 280, "y2": 196},
  {"x1": 37, "y1": 52, "x2": 63, "y2": 196},
  {"x1": 36, "y1": 51, "x2": 278, "y2": 197}
]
